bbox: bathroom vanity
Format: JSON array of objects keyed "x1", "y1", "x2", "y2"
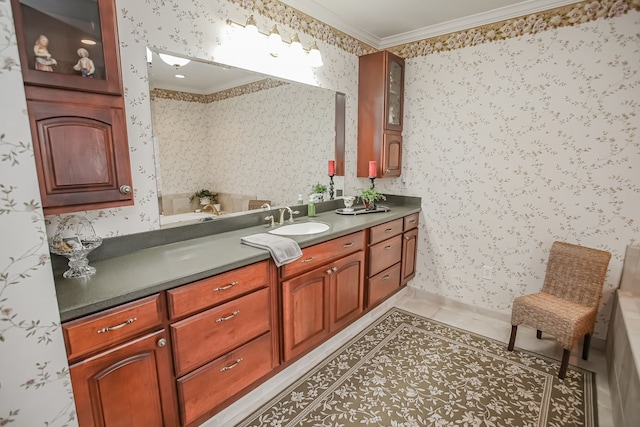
[{"x1": 55, "y1": 199, "x2": 420, "y2": 426}]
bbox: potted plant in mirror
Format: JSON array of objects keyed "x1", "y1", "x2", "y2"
[
  {"x1": 310, "y1": 183, "x2": 327, "y2": 203},
  {"x1": 358, "y1": 188, "x2": 386, "y2": 211},
  {"x1": 190, "y1": 189, "x2": 218, "y2": 206}
]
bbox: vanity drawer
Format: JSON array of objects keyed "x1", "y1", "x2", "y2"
[
  {"x1": 170, "y1": 287, "x2": 270, "y2": 376},
  {"x1": 167, "y1": 260, "x2": 269, "y2": 320},
  {"x1": 280, "y1": 230, "x2": 365, "y2": 279},
  {"x1": 404, "y1": 213, "x2": 419, "y2": 231},
  {"x1": 368, "y1": 234, "x2": 402, "y2": 276},
  {"x1": 177, "y1": 332, "x2": 273, "y2": 426},
  {"x1": 369, "y1": 218, "x2": 403, "y2": 245},
  {"x1": 367, "y1": 262, "x2": 401, "y2": 306},
  {"x1": 63, "y1": 294, "x2": 163, "y2": 361}
]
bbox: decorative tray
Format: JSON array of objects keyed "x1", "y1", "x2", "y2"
[{"x1": 335, "y1": 205, "x2": 390, "y2": 215}]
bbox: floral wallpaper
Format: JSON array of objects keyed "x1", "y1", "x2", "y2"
[
  {"x1": 1, "y1": 0, "x2": 639, "y2": 424},
  {"x1": 152, "y1": 82, "x2": 335, "y2": 205},
  {"x1": 398, "y1": 10, "x2": 640, "y2": 337}
]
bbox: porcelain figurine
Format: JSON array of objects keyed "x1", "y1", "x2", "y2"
[
  {"x1": 73, "y1": 48, "x2": 95, "y2": 77},
  {"x1": 33, "y1": 34, "x2": 57, "y2": 72}
]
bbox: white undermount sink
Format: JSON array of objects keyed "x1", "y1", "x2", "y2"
[{"x1": 269, "y1": 222, "x2": 330, "y2": 236}]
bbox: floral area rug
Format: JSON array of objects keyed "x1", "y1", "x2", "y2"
[{"x1": 237, "y1": 308, "x2": 597, "y2": 426}]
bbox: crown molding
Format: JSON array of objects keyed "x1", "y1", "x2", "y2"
[
  {"x1": 280, "y1": 0, "x2": 580, "y2": 50},
  {"x1": 380, "y1": 0, "x2": 578, "y2": 48}
]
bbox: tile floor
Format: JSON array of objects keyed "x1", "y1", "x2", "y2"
[{"x1": 202, "y1": 286, "x2": 613, "y2": 426}]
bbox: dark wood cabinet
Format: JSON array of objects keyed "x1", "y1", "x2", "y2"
[
  {"x1": 358, "y1": 50, "x2": 405, "y2": 178},
  {"x1": 281, "y1": 265, "x2": 331, "y2": 361},
  {"x1": 64, "y1": 294, "x2": 178, "y2": 426},
  {"x1": 282, "y1": 250, "x2": 365, "y2": 361},
  {"x1": 11, "y1": 0, "x2": 132, "y2": 215},
  {"x1": 281, "y1": 232, "x2": 366, "y2": 362},
  {"x1": 11, "y1": 0, "x2": 123, "y2": 94},
  {"x1": 401, "y1": 213, "x2": 419, "y2": 285},
  {"x1": 68, "y1": 330, "x2": 178, "y2": 427},
  {"x1": 169, "y1": 261, "x2": 278, "y2": 426}
]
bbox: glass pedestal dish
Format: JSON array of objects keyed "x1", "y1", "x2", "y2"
[{"x1": 49, "y1": 215, "x2": 102, "y2": 278}]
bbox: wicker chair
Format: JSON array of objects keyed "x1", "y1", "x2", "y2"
[{"x1": 507, "y1": 241, "x2": 611, "y2": 379}]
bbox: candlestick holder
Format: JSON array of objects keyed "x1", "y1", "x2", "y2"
[
  {"x1": 369, "y1": 177, "x2": 376, "y2": 189},
  {"x1": 328, "y1": 174, "x2": 335, "y2": 200}
]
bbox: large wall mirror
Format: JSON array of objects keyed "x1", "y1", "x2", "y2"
[{"x1": 148, "y1": 49, "x2": 344, "y2": 228}]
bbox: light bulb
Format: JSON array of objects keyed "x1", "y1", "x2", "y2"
[
  {"x1": 307, "y1": 41, "x2": 323, "y2": 67},
  {"x1": 268, "y1": 25, "x2": 282, "y2": 57}
]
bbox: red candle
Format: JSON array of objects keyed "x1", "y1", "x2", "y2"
[
  {"x1": 368, "y1": 161, "x2": 377, "y2": 178},
  {"x1": 328, "y1": 160, "x2": 335, "y2": 175}
]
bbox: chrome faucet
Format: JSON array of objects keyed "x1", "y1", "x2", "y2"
[
  {"x1": 260, "y1": 203, "x2": 271, "y2": 210},
  {"x1": 202, "y1": 204, "x2": 220, "y2": 215},
  {"x1": 279, "y1": 207, "x2": 300, "y2": 225}
]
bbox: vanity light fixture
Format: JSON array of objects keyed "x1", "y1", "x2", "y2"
[
  {"x1": 267, "y1": 25, "x2": 282, "y2": 57},
  {"x1": 158, "y1": 53, "x2": 191, "y2": 68},
  {"x1": 226, "y1": 15, "x2": 323, "y2": 67}
]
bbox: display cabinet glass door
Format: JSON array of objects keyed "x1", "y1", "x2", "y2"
[
  {"x1": 11, "y1": 0, "x2": 123, "y2": 95},
  {"x1": 385, "y1": 58, "x2": 404, "y2": 131}
]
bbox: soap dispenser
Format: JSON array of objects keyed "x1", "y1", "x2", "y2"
[{"x1": 308, "y1": 196, "x2": 316, "y2": 217}]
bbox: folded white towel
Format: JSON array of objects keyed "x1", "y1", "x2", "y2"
[{"x1": 241, "y1": 233, "x2": 303, "y2": 267}]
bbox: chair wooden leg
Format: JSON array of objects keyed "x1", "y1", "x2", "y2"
[
  {"x1": 536, "y1": 330, "x2": 542, "y2": 339},
  {"x1": 559, "y1": 349, "x2": 570, "y2": 379},
  {"x1": 582, "y1": 334, "x2": 591, "y2": 360},
  {"x1": 508, "y1": 325, "x2": 517, "y2": 351}
]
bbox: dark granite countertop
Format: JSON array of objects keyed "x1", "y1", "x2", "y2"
[{"x1": 54, "y1": 200, "x2": 421, "y2": 322}]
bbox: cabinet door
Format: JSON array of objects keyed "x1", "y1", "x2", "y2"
[
  {"x1": 11, "y1": 0, "x2": 123, "y2": 95},
  {"x1": 282, "y1": 268, "x2": 330, "y2": 361},
  {"x1": 330, "y1": 251, "x2": 365, "y2": 333},
  {"x1": 27, "y1": 96, "x2": 133, "y2": 213},
  {"x1": 401, "y1": 228, "x2": 419, "y2": 285},
  {"x1": 70, "y1": 330, "x2": 179, "y2": 427},
  {"x1": 385, "y1": 54, "x2": 404, "y2": 131},
  {"x1": 382, "y1": 131, "x2": 402, "y2": 177}
]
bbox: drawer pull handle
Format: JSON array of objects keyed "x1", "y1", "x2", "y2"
[
  {"x1": 97, "y1": 317, "x2": 137, "y2": 334},
  {"x1": 384, "y1": 245, "x2": 393, "y2": 250},
  {"x1": 216, "y1": 311, "x2": 240, "y2": 323},
  {"x1": 300, "y1": 256, "x2": 316, "y2": 263},
  {"x1": 383, "y1": 275, "x2": 391, "y2": 280},
  {"x1": 214, "y1": 281, "x2": 238, "y2": 292},
  {"x1": 220, "y1": 358, "x2": 243, "y2": 372},
  {"x1": 342, "y1": 242, "x2": 354, "y2": 248},
  {"x1": 409, "y1": 219, "x2": 416, "y2": 224},
  {"x1": 385, "y1": 228, "x2": 394, "y2": 233}
]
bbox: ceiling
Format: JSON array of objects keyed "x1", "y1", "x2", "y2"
[
  {"x1": 150, "y1": 0, "x2": 577, "y2": 93},
  {"x1": 278, "y1": 0, "x2": 577, "y2": 48}
]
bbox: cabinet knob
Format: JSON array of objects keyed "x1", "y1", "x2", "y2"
[
  {"x1": 119, "y1": 185, "x2": 132, "y2": 195},
  {"x1": 157, "y1": 338, "x2": 167, "y2": 347},
  {"x1": 326, "y1": 269, "x2": 333, "y2": 275}
]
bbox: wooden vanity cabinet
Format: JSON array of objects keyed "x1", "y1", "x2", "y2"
[
  {"x1": 167, "y1": 260, "x2": 279, "y2": 426},
  {"x1": 401, "y1": 213, "x2": 420, "y2": 285},
  {"x1": 367, "y1": 218, "x2": 404, "y2": 306},
  {"x1": 281, "y1": 231, "x2": 365, "y2": 362},
  {"x1": 63, "y1": 294, "x2": 179, "y2": 427},
  {"x1": 11, "y1": 0, "x2": 133, "y2": 215},
  {"x1": 357, "y1": 50, "x2": 405, "y2": 178}
]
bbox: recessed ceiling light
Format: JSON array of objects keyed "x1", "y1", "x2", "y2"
[
  {"x1": 81, "y1": 39, "x2": 97, "y2": 45},
  {"x1": 175, "y1": 74, "x2": 186, "y2": 79}
]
